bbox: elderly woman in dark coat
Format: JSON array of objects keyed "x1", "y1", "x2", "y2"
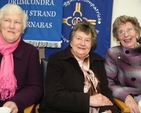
[
  {"x1": 39, "y1": 21, "x2": 118, "y2": 113},
  {"x1": 0, "y1": 4, "x2": 43, "y2": 113}
]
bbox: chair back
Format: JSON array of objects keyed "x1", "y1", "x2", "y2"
[
  {"x1": 40, "y1": 58, "x2": 48, "y2": 103},
  {"x1": 41, "y1": 58, "x2": 48, "y2": 80}
]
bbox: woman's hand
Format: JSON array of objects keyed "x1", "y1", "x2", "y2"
[
  {"x1": 102, "y1": 110, "x2": 112, "y2": 113},
  {"x1": 3, "y1": 101, "x2": 18, "y2": 113},
  {"x1": 125, "y1": 95, "x2": 140, "y2": 113},
  {"x1": 90, "y1": 93, "x2": 113, "y2": 107}
]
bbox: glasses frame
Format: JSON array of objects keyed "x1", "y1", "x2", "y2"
[{"x1": 117, "y1": 27, "x2": 134, "y2": 36}]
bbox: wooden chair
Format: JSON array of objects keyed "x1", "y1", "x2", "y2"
[
  {"x1": 24, "y1": 104, "x2": 34, "y2": 113},
  {"x1": 113, "y1": 98, "x2": 130, "y2": 113}
]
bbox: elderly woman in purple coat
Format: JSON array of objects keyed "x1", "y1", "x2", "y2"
[{"x1": 105, "y1": 15, "x2": 141, "y2": 113}]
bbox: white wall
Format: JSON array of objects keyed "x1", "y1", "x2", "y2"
[{"x1": 111, "y1": 0, "x2": 141, "y2": 47}]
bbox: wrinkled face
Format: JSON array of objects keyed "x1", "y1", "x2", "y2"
[
  {"x1": 70, "y1": 30, "x2": 92, "y2": 60},
  {"x1": 0, "y1": 13, "x2": 23, "y2": 43},
  {"x1": 117, "y1": 22, "x2": 138, "y2": 48}
]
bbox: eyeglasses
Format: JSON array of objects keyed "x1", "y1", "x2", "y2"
[{"x1": 117, "y1": 28, "x2": 134, "y2": 36}]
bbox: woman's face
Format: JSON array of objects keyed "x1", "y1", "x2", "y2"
[
  {"x1": 70, "y1": 30, "x2": 92, "y2": 60},
  {"x1": 117, "y1": 22, "x2": 138, "y2": 48},
  {"x1": 0, "y1": 13, "x2": 23, "y2": 43}
]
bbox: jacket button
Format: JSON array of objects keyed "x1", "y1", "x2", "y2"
[
  {"x1": 131, "y1": 78, "x2": 136, "y2": 81},
  {"x1": 134, "y1": 94, "x2": 138, "y2": 96},
  {"x1": 125, "y1": 50, "x2": 130, "y2": 54}
]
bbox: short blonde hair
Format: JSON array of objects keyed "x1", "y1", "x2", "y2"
[{"x1": 113, "y1": 15, "x2": 141, "y2": 41}]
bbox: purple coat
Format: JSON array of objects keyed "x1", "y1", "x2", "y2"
[
  {"x1": 105, "y1": 45, "x2": 141, "y2": 102},
  {"x1": 0, "y1": 39, "x2": 43, "y2": 113}
]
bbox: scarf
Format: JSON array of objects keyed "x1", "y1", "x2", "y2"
[
  {"x1": 77, "y1": 56, "x2": 100, "y2": 113},
  {"x1": 0, "y1": 32, "x2": 21, "y2": 101}
]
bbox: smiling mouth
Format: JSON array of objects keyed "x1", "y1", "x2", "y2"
[
  {"x1": 124, "y1": 38, "x2": 132, "y2": 42},
  {"x1": 8, "y1": 31, "x2": 15, "y2": 34},
  {"x1": 78, "y1": 47, "x2": 85, "y2": 50}
]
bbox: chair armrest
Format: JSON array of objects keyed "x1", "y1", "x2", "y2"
[
  {"x1": 24, "y1": 104, "x2": 34, "y2": 113},
  {"x1": 113, "y1": 98, "x2": 130, "y2": 113}
]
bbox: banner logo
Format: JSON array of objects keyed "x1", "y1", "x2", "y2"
[
  {"x1": 61, "y1": 0, "x2": 101, "y2": 44},
  {"x1": 62, "y1": 2, "x2": 96, "y2": 26}
]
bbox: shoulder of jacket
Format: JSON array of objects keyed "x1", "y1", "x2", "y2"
[{"x1": 108, "y1": 46, "x2": 122, "y2": 53}]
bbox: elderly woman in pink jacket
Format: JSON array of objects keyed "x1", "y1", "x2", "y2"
[{"x1": 105, "y1": 15, "x2": 141, "y2": 113}]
